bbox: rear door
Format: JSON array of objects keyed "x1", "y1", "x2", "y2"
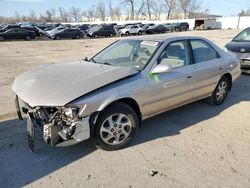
[{"x1": 190, "y1": 39, "x2": 222, "y2": 99}]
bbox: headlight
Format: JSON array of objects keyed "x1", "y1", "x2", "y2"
[
  {"x1": 64, "y1": 107, "x2": 79, "y2": 119},
  {"x1": 223, "y1": 47, "x2": 229, "y2": 52}
]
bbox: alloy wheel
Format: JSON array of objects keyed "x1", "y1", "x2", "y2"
[
  {"x1": 100, "y1": 113, "x2": 132, "y2": 146},
  {"x1": 216, "y1": 81, "x2": 228, "y2": 102}
]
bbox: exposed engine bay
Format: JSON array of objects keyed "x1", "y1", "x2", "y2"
[{"x1": 16, "y1": 96, "x2": 90, "y2": 152}]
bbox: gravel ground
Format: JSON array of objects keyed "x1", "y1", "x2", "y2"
[{"x1": 0, "y1": 29, "x2": 249, "y2": 188}]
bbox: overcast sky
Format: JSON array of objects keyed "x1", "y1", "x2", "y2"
[{"x1": 0, "y1": 0, "x2": 249, "y2": 17}]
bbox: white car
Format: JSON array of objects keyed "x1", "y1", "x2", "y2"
[{"x1": 120, "y1": 25, "x2": 143, "y2": 36}]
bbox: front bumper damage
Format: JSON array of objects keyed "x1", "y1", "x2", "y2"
[{"x1": 15, "y1": 96, "x2": 91, "y2": 152}]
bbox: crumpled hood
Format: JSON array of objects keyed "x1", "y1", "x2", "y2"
[{"x1": 12, "y1": 60, "x2": 138, "y2": 107}]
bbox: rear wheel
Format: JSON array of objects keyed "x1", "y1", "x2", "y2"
[
  {"x1": 0, "y1": 36, "x2": 4, "y2": 41},
  {"x1": 75, "y1": 35, "x2": 80, "y2": 39},
  {"x1": 25, "y1": 35, "x2": 31, "y2": 41},
  {"x1": 93, "y1": 102, "x2": 138, "y2": 151},
  {"x1": 109, "y1": 33, "x2": 114, "y2": 37},
  {"x1": 138, "y1": 30, "x2": 142, "y2": 35},
  {"x1": 207, "y1": 76, "x2": 230, "y2": 105},
  {"x1": 125, "y1": 31, "x2": 129, "y2": 36},
  {"x1": 55, "y1": 35, "x2": 60, "y2": 40}
]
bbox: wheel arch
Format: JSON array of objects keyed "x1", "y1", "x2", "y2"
[
  {"x1": 90, "y1": 97, "x2": 142, "y2": 127},
  {"x1": 222, "y1": 73, "x2": 232, "y2": 91}
]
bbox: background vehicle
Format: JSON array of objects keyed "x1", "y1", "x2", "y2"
[
  {"x1": 0, "y1": 24, "x2": 20, "y2": 33},
  {"x1": 141, "y1": 23, "x2": 155, "y2": 32},
  {"x1": 120, "y1": 25, "x2": 143, "y2": 36},
  {"x1": 87, "y1": 25, "x2": 116, "y2": 38},
  {"x1": 12, "y1": 35, "x2": 241, "y2": 151},
  {"x1": 145, "y1": 24, "x2": 167, "y2": 34},
  {"x1": 173, "y1": 22, "x2": 189, "y2": 31},
  {"x1": 0, "y1": 28, "x2": 36, "y2": 41},
  {"x1": 163, "y1": 23, "x2": 175, "y2": 32},
  {"x1": 225, "y1": 27, "x2": 250, "y2": 73},
  {"x1": 50, "y1": 28, "x2": 84, "y2": 40}
]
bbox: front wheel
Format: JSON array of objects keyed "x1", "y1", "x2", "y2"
[
  {"x1": 93, "y1": 102, "x2": 138, "y2": 151},
  {"x1": 207, "y1": 76, "x2": 230, "y2": 105},
  {"x1": 0, "y1": 36, "x2": 5, "y2": 41},
  {"x1": 25, "y1": 35, "x2": 31, "y2": 41}
]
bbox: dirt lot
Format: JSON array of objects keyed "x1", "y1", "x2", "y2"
[{"x1": 0, "y1": 30, "x2": 249, "y2": 188}]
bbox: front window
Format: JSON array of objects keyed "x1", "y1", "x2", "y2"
[
  {"x1": 158, "y1": 41, "x2": 191, "y2": 68},
  {"x1": 233, "y1": 28, "x2": 250, "y2": 42},
  {"x1": 92, "y1": 40, "x2": 161, "y2": 71}
]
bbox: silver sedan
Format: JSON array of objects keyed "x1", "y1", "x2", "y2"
[{"x1": 12, "y1": 35, "x2": 241, "y2": 151}]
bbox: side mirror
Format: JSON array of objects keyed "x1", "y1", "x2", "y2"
[
  {"x1": 84, "y1": 56, "x2": 89, "y2": 61},
  {"x1": 151, "y1": 64, "x2": 172, "y2": 74}
]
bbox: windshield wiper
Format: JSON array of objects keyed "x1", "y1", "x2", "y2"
[{"x1": 103, "y1": 62, "x2": 111, "y2": 65}]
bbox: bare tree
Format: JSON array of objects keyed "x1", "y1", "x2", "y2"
[
  {"x1": 238, "y1": 9, "x2": 250, "y2": 16},
  {"x1": 83, "y1": 7, "x2": 96, "y2": 22},
  {"x1": 164, "y1": 0, "x2": 177, "y2": 19},
  {"x1": 28, "y1": 11, "x2": 37, "y2": 22},
  {"x1": 40, "y1": 8, "x2": 56, "y2": 22},
  {"x1": 96, "y1": 0, "x2": 106, "y2": 21},
  {"x1": 178, "y1": 0, "x2": 201, "y2": 18},
  {"x1": 69, "y1": 7, "x2": 82, "y2": 22},
  {"x1": 146, "y1": 0, "x2": 152, "y2": 20},
  {"x1": 122, "y1": 0, "x2": 135, "y2": 20},
  {"x1": 135, "y1": 0, "x2": 146, "y2": 19},
  {"x1": 151, "y1": 0, "x2": 165, "y2": 20},
  {"x1": 58, "y1": 7, "x2": 70, "y2": 22}
]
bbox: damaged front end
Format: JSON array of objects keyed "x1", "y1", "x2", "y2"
[{"x1": 15, "y1": 96, "x2": 90, "y2": 152}]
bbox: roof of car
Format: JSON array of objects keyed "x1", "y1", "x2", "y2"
[{"x1": 124, "y1": 34, "x2": 205, "y2": 42}]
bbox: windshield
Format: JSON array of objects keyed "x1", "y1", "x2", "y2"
[
  {"x1": 233, "y1": 28, "x2": 250, "y2": 42},
  {"x1": 92, "y1": 39, "x2": 161, "y2": 71}
]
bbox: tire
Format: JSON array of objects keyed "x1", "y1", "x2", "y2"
[
  {"x1": 55, "y1": 35, "x2": 60, "y2": 40},
  {"x1": 93, "y1": 102, "x2": 139, "y2": 151},
  {"x1": 207, "y1": 76, "x2": 230, "y2": 105},
  {"x1": 0, "y1": 36, "x2": 4, "y2": 41},
  {"x1": 25, "y1": 35, "x2": 31, "y2": 41},
  {"x1": 109, "y1": 33, "x2": 114, "y2": 37},
  {"x1": 94, "y1": 34, "x2": 98, "y2": 38},
  {"x1": 75, "y1": 35, "x2": 80, "y2": 39},
  {"x1": 138, "y1": 30, "x2": 142, "y2": 35},
  {"x1": 125, "y1": 31, "x2": 129, "y2": 36}
]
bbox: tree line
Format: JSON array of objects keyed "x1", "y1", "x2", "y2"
[{"x1": 1, "y1": 0, "x2": 249, "y2": 24}]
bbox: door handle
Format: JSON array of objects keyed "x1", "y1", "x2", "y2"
[
  {"x1": 219, "y1": 67, "x2": 222, "y2": 70},
  {"x1": 187, "y1": 75, "x2": 192, "y2": 79}
]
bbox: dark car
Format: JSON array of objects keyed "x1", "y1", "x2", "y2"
[
  {"x1": 21, "y1": 26, "x2": 40, "y2": 37},
  {"x1": 50, "y1": 28, "x2": 84, "y2": 40},
  {"x1": 145, "y1": 24, "x2": 167, "y2": 34},
  {"x1": 173, "y1": 22, "x2": 189, "y2": 31},
  {"x1": 87, "y1": 25, "x2": 116, "y2": 38},
  {"x1": 142, "y1": 23, "x2": 155, "y2": 32},
  {"x1": 0, "y1": 24, "x2": 20, "y2": 33},
  {"x1": 225, "y1": 27, "x2": 250, "y2": 73},
  {"x1": 0, "y1": 28, "x2": 36, "y2": 41}
]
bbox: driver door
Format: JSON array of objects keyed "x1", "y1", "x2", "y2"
[{"x1": 143, "y1": 40, "x2": 195, "y2": 116}]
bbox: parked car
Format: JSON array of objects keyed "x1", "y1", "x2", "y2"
[
  {"x1": 145, "y1": 24, "x2": 167, "y2": 34},
  {"x1": 13, "y1": 35, "x2": 241, "y2": 152},
  {"x1": 225, "y1": 27, "x2": 250, "y2": 73},
  {"x1": 141, "y1": 23, "x2": 155, "y2": 32},
  {"x1": 120, "y1": 25, "x2": 143, "y2": 36},
  {"x1": 0, "y1": 24, "x2": 20, "y2": 33},
  {"x1": 87, "y1": 25, "x2": 116, "y2": 38},
  {"x1": 0, "y1": 28, "x2": 36, "y2": 41},
  {"x1": 163, "y1": 23, "x2": 175, "y2": 32},
  {"x1": 172, "y1": 22, "x2": 189, "y2": 31},
  {"x1": 50, "y1": 28, "x2": 84, "y2": 40},
  {"x1": 20, "y1": 26, "x2": 40, "y2": 37}
]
